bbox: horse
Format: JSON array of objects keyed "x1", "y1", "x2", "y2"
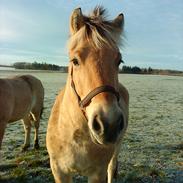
[
  {"x1": 46, "y1": 6, "x2": 129, "y2": 183},
  {"x1": 0, "y1": 75, "x2": 44, "y2": 151}
]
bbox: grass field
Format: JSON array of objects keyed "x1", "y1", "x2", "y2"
[{"x1": 0, "y1": 70, "x2": 183, "y2": 183}]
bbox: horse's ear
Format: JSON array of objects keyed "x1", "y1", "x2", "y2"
[
  {"x1": 113, "y1": 13, "x2": 124, "y2": 30},
  {"x1": 70, "y1": 8, "x2": 85, "y2": 35}
]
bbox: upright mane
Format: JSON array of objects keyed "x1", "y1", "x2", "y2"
[{"x1": 69, "y1": 6, "x2": 124, "y2": 49}]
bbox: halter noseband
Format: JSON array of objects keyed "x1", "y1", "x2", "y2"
[{"x1": 70, "y1": 66, "x2": 120, "y2": 109}]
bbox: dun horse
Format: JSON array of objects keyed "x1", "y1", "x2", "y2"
[
  {"x1": 47, "y1": 6, "x2": 129, "y2": 183},
  {"x1": 0, "y1": 75, "x2": 44, "y2": 151}
]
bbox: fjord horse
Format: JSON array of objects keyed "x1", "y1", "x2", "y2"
[
  {"x1": 47, "y1": 6, "x2": 129, "y2": 183},
  {"x1": 0, "y1": 75, "x2": 44, "y2": 151}
]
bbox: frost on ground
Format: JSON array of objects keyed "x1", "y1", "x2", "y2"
[{"x1": 0, "y1": 71, "x2": 183, "y2": 183}]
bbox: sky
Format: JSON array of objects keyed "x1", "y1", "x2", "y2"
[{"x1": 0, "y1": 0, "x2": 183, "y2": 70}]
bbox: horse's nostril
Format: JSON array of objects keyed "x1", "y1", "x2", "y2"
[{"x1": 92, "y1": 118, "x2": 101, "y2": 132}]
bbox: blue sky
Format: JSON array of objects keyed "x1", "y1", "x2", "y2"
[{"x1": 0, "y1": 0, "x2": 183, "y2": 70}]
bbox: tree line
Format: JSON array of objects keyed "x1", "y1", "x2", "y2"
[
  {"x1": 119, "y1": 65, "x2": 183, "y2": 75},
  {"x1": 12, "y1": 62, "x2": 182, "y2": 75},
  {"x1": 13, "y1": 62, "x2": 153, "y2": 74},
  {"x1": 13, "y1": 62, "x2": 68, "y2": 72},
  {"x1": 119, "y1": 66, "x2": 153, "y2": 74}
]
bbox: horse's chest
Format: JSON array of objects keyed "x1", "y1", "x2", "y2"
[
  {"x1": 63, "y1": 146, "x2": 94, "y2": 174},
  {"x1": 59, "y1": 135, "x2": 112, "y2": 175}
]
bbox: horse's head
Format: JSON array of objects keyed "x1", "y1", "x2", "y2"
[{"x1": 68, "y1": 6, "x2": 126, "y2": 145}]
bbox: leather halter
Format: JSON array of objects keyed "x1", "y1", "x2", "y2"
[{"x1": 70, "y1": 66, "x2": 120, "y2": 109}]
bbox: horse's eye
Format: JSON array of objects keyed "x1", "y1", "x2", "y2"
[{"x1": 72, "y1": 58, "x2": 79, "y2": 66}]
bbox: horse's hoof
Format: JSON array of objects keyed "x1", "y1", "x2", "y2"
[{"x1": 34, "y1": 143, "x2": 40, "y2": 150}]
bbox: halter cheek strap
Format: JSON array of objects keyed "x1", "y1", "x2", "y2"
[{"x1": 70, "y1": 66, "x2": 120, "y2": 109}]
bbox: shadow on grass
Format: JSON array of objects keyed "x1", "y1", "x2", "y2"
[
  {"x1": 0, "y1": 169, "x2": 54, "y2": 183},
  {"x1": 0, "y1": 147, "x2": 53, "y2": 183},
  {"x1": 0, "y1": 164, "x2": 17, "y2": 172}
]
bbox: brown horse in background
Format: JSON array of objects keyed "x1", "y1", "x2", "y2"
[
  {"x1": 0, "y1": 75, "x2": 44, "y2": 151},
  {"x1": 47, "y1": 6, "x2": 129, "y2": 183}
]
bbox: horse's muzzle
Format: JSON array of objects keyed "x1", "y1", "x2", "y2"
[{"x1": 90, "y1": 114, "x2": 124, "y2": 144}]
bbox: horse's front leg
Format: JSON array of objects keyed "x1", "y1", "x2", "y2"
[
  {"x1": 22, "y1": 116, "x2": 31, "y2": 151},
  {"x1": 0, "y1": 121, "x2": 7, "y2": 150},
  {"x1": 107, "y1": 154, "x2": 118, "y2": 183},
  {"x1": 50, "y1": 158, "x2": 72, "y2": 183}
]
